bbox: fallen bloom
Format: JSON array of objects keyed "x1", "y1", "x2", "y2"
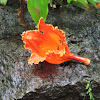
[
  {"x1": 96, "y1": 3, "x2": 100, "y2": 8},
  {"x1": 22, "y1": 18, "x2": 90, "y2": 65}
]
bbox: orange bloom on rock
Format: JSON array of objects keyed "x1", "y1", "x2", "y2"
[
  {"x1": 22, "y1": 18, "x2": 90, "y2": 65},
  {"x1": 96, "y1": 3, "x2": 100, "y2": 8}
]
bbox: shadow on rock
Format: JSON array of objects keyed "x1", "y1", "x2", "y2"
[{"x1": 31, "y1": 61, "x2": 60, "y2": 80}]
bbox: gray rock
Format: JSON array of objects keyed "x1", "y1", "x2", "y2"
[
  {"x1": 0, "y1": 3, "x2": 34, "y2": 38},
  {"x1": 0, "y1": 3, "x2": 100, "y2": 100}
]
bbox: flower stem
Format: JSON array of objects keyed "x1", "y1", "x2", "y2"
[{"x1": 71, "y1": 54, "x2": 90, "y2": 65}]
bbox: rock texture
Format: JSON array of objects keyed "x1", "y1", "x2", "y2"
[{"x1": 0, "y1": 3, "x2": 100, "y2": 100}]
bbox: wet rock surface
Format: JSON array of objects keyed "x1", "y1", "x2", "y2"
[
  {"x1": 0, "y1": 3, "x2": 34, "y2": 38},
  {"x1": 0, "y1": 3, "x2": 100, "y2": 100}
]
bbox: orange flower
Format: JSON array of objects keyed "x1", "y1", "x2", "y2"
[
  {"x1": 22, "y1": 18, "x2": 90, "y2": 65},
  {"x1": 96, "y1": 3, "x2": 100, "y2": 8}
]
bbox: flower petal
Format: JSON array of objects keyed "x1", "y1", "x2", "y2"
[
  {"x1": 22, "y1": 30, "x2": 44, "y2": 55},
  {"x1": 38, "y1": 18, "x2": 66, "y2": 46},
  {"x1": 28, "y1": 53, "x2": 46, "y2": 65},
  {"x1": 46, "y1": 51, "x2": 72, "y2": 64}
]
